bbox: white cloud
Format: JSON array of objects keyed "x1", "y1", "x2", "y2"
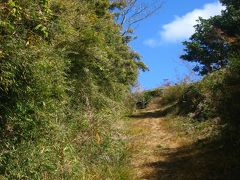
[{"x1": 160, "y1": 2, "x2": 225, "y2": 43}]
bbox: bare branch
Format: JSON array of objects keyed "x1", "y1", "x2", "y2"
[{"x1": 110, "y1": 0, "x2": 163, "y2": 36}]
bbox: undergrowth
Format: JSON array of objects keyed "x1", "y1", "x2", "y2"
[{"x1": 0, "y1": 0, "x2": 141, "y2": 179}]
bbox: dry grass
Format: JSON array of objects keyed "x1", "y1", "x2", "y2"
[
  {"x1": 127, "y1": 107, "x2": 240, "y2": 180},
  {"x1": 127, "y1": 109, "x2": 188, "y2": 179}
]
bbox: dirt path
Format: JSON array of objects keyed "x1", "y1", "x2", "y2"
[
  {"x1": 128, "y1": 109, "x2": 192, "y2": 180},
  {"x1": 128, "y1": 108, "x2": 240, "y2": 180}
]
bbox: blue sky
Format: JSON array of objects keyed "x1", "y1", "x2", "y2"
[{"x1": 130, "y1": 0, "x2": 224, "y2": 90}]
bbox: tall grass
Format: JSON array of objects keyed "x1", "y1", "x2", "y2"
[{"x1": 0, "y1": 0, "x2": 138, "y2": 179}]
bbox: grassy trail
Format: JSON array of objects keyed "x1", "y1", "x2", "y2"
[
  {"x1": 128, "y1": 109, "x2": 188, "y2": 179},
  {"x1": 127, "y1": 107, "x2": 240, "y2": 180}
]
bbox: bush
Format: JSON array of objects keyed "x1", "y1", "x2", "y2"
[
  {"x1": 161, "y1": 84, "x2": 188, "y2": 106},
  {"x1": 133, "y1": 88, "x2": 163, "y2": 109},
  {"x1": 177, "y1": 84, "x2": 204, "y2": 116},
  {"x1": 166, "y1": 67, "x2": 240, "y2": 122},
  {"x1": 0, "y1": 0, "x2": 141, "y2": 179},
  {"x1": 200, "y1": 68, "x2": 240, "y2": 123}
]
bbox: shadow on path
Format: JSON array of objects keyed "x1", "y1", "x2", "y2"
[
  {"x1": 129, "y1": 106, "x2": 240, "y2": 180},
  {"x1": 130, "y1": 104, "x2": 177, "y2": 119},
  {"x1": 142, "y1": 140, "x2": 240, "y2": 180}
]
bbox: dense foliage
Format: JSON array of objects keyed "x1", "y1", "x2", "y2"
[
  {"x1": 178, "y1": 0, "x2": 240, "y2": 124},
  {"x1": 181, "y1": 0, "x2": 240, "y2": 75},
  {"x1": 0, "y1": 0, "x2": 145, "y2": 178}
]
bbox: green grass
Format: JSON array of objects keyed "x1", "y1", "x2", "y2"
[{"x1": 163, "y1": 116, "x2": 223, "y2": 143}]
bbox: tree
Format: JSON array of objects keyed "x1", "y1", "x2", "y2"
[
  {"x1": 181, "y1": 0, "x2": 240, "y2": 75},
  {"x1": 110, "y1": 0, "x2": 163, "y2": 36},
  {"x1": 181, "y1": 17, "x2": 229, "y2": 75},
  {"x1": 221, "y1": 0, "x2": 240, "y2": 8}
]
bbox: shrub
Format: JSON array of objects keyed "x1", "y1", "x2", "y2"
[
  {"x1": 133, "y1": 88, "x2": 163, "y2": 109},
  {"x1": 160, "y1": 84, "x2": 188, "y2": 106},
  {"x1": 177, "y1": 84, "x2": 204, "y2": 116},
  {"x1": 0, "y1": 0, "x2": 142, "y2": 178},
  {"x1": 174, "y1": 67, "x2": 240, "y2": 122},
  {"x1": 200, "y1": 68, "x2": 240, "y2": 123}
]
